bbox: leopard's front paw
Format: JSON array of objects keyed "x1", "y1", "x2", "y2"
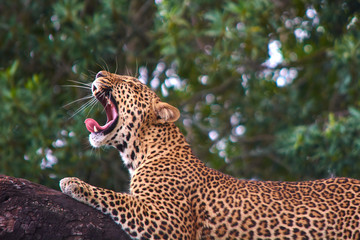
[{"x1": 59, "y1": 177, "x2": 84, "y2": 197}]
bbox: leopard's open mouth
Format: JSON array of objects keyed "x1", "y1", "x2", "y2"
[{"x1": 84, "y1": 92, "x2": 119, "y2": 135}]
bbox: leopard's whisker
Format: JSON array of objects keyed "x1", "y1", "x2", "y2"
[
  {"x1": 68, "y1": 98, "x2": 98, "y2": 120},
  {"x1": 86, "y1": 98, "x2": 100, "y2": 119},
  {"x1": 62, "y1": 95, "x2": 94, "y2": 108},
  {"x1": 62, "y1": 85, "x2": 92, "y2": 90},
  {"x1": 66, "y1": 79, "x2": 92, "y2": 87}
]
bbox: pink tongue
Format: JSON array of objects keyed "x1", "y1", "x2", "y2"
[{"x1": 85, "y1": 118, "x2": 102, "y2": 133}]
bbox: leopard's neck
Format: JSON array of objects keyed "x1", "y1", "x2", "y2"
[{"x1": 114, "y1": 122, "x2": 193, "y2": 178}]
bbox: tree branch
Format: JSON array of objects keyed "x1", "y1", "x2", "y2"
[{"x1": 0, "y1": 175, "x2": 130, "y2": 240}]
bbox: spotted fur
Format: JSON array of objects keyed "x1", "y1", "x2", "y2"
[{"x1": 60, "y1": 71, "x2": 360, "y2": 239}]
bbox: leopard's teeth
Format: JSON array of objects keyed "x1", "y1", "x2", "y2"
[{"x1": 94, "y1": 126, "x2": 98, "y2": 133}]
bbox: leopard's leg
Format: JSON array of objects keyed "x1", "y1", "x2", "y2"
[{"x1": 60, "y1": 177, "x2": 192, "y2": 240}]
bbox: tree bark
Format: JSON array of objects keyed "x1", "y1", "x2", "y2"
[{"x1": 0, "y1": 175, "x2": 131, "y2": 240}]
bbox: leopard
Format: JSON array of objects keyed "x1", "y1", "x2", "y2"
[{"x1": 60, "y1": 70, "x2": 360, "y2": 239}]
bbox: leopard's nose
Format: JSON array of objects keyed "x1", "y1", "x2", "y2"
[
  {"x1": 92, "y1": 82, "x2": 98, "y2": 94},
  {"x1": 95, "y1": 71, "x2": 106, "y2": 79}
]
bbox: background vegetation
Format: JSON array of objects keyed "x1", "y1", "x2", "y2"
[{"x1": 1, "y1": 0, "x2": 360, "y2": 191}]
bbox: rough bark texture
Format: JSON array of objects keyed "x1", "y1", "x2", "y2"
[{"x1": 0, "y1": 175, "x2": 131, "y2": 240}]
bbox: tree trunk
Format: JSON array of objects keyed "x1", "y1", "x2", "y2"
[{"x1": 0, "y1": 175, "x2": 131, "y2": 240}]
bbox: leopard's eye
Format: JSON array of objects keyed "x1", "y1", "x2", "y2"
[{"x1": 126, "y1": 81, "x2": 135, "y2": 87}]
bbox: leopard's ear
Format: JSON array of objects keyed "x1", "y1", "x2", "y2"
[{"x1": 153, "y1": 100, "x2": 180, "y2": 124}]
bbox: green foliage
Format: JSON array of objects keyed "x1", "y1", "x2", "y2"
[
  {"x1": 276, "y1": 108, "x2": 360, "y2": 179},
  {"x1": 1, "y1": 0, "x2": 360, "y2": 190},
  {"x1": 0, "y1": 0, "x2": 157, "y2": 190},
  {"x1": 153, "y1": 0, "x2": 360, "y2": 180},
  {"x1": 0, "y1": 61, "x2": 58, "y2": 183}
]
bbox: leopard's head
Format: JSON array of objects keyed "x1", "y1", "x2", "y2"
[{"x1": 85, "y1": 71, "x2": 180, "y2": 148}]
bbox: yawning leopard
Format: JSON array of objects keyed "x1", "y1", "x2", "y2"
[{"x1": 60, "y1": 71, "x2": 360, "y2": 239}]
